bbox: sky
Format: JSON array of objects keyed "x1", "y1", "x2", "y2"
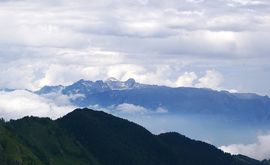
[{"x1": 0, "y1": 0, "x2": 269, "y2": 95}]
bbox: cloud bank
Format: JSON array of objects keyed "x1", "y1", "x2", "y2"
[
  {"x1": 220, "y1": 134, "x2": 270, "y2": 160},
  {"x1": 0, "y1": 0, "x2": 269, "y2": 95},
  {"x1": 0, "y1": 90, "x2": 75, "y2": 120}
]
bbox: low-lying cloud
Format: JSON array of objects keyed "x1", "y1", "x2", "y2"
[
  {"x1": 220, "y1": 134, "x2": 270, "y2": 160},
  {"x1": 116, "y1": 103, "x2": 148, "y2": 114},
  {"x1": 113, "y1": 103, "x2": 168, "y2": 114},
  {"x1": 0, "y1": 90, "x2": 75, "y2": 120},
  {"x1": 0, "y1": 90, "x2": 168, "y2": 121}
]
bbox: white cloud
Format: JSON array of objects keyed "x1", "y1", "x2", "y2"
[
  {"x1": 174, "y1": 70, "x2": 226, "y2": 90},
  {"x1": 107, "y1": 64, "x2": 177, "y2": 87},
  {"x1": 0, "y1": 90, "x2": 75, "y2": 120},
  {"x1": 228, "y1": 0, "x2": 266, "y2": 6},
  {"x1": 38, "y1": 92, "x2": 73, "y2": 106},
  {"x1": 155, "y1": 107, "x2": 168, "y2": 113},
  {"x1": 0, "y1": 65, "x2": 36, "y2": 89},
  {"x1": 220, "y1": 134, "x2": 270, "y2": 160},
  {"x1": 115, "y1": 103, "x2": 148, "y2": 114},
  {"x1": 0, "y1": 0, "x2": 268, "y2": 95},
  {"x1": 195, "y1": 70, "x2": 224, "y2": 89},
  {"x1": 113, "y1": 103, "x2": 168, "y2": 115},
  {"x1": 175, "y1": 72, "x2": 197, "y2": 87}
]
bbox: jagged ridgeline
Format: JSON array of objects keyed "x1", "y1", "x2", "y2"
[
  {"x1": 36, "y1": 78, "x2": 270, "y2": 123},
  {"x1": 0, "y1": 108, "x2": 269, "y2": 165}
]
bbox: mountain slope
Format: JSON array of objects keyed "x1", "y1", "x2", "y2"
[
  {"x1": 6, "y1": 117, "x2": 101, "y2": 165},
  {"x1": 0, "y1": 121, "x2": 42, "y2": 164},
  {"x1": 57, "y1": 109, "x2": 177, "y2": 165},
  {"x1": 57, "y1": 108, "x2": 268, "y2": 165},
  {"x1": 158, "y1": 132, "x2": 262, "y2": 165},
  {"x1": 0, "y1": 108, "x2": 269, "y2": 165}
]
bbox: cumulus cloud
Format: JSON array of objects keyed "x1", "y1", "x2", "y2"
[
  {"x1": 220, "y1": 134, "x2": 270, "y2": 160},
  {"x1": 37, "y1": 62, "x2": 232, "y2": 91},
  {"x1": 0, "y1": 0, "x2": 268, "y2": 95},
  {"x1": 175, "y1": 72, "x2": 197, "y2": 87},
  {"x1": 173, "y1": 70, "x2": 227, "y2": 90},
  {"x1": 0, "y1": 90, "x2": 75, "y2": 120},
  {"x1": 195, "y1": 70, "x2": 224, "y2": 89}
]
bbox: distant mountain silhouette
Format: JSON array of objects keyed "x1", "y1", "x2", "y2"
[
  {"x1": 36, "y1": 78, "x2": 270, "y2": 122},
  {"x1": 0, "y1": 108, "x2": 269, "y2": 164}
]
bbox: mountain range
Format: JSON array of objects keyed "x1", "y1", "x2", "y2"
[
  {"x1": 0, "y1": 108, "x2": 269, "y2": 165},
  {"x1": 36, "y1": 78, "x2": 270, "y2": 123}
]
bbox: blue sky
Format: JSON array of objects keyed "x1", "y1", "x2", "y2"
[{"x1": 0, "y1": 0, "x2": 269, "y2": 95}]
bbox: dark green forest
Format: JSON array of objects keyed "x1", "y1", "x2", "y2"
[{"x1": 0, "y1": 108, "x2": 269, "y2": 165}]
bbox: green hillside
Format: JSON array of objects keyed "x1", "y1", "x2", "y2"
[
  {"x1": 0, "y1": 108, "x2": 269, "y2": 165},
  {"x1": 0, "y1": 120, "x2": 42, "y2": 164},
  {"x1": 6, "y1": 117, "x2": 100, "y2": 165}
]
